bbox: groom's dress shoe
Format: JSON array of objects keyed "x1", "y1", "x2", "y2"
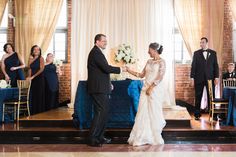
[
  {"x1": 100, "y1": 137, "x2": 112, "y2": 144},
  {"x1": 87, "y1": 139, "x2": 102, "y2": 147}
]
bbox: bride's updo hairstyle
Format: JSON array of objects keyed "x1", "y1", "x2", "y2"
[{"x1": 149, "y1": 42, "x2": 163, "y2": 54}]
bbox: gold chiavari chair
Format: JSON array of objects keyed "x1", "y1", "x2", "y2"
[
  {"x1": 2, "y1": 80, "x2": 31, "y2": 123},
  {"x1": 208, "y1": 80, "x2": 228, "y2": 124}
]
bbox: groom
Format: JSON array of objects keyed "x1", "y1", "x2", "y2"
[{"x1": 87, "y1": 34, "x2": 124, "y2": 147}]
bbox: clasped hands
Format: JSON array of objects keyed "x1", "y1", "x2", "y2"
[
  {"x1": 121, "y1": 66, "x2": 132, "y2": 73},
  {"x1": 121, "y1": 66, "x2": 127, "y2": 72}
]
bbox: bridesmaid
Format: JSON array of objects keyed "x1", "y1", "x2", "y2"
[
  {"x1": 27, "y1": 45, "x2": 45, "y2": 114},
  {"x1": 1, "y1": 43, "x2": 25, "y2": 87},
  {"x1": 44, "y1": 53, "x2": 59, "y2": 110}
]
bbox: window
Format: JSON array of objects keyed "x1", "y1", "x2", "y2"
[
  {"x1": 46, "y1": 0, "x2": 67, "y2": 62},
  {"x1": 233, "y1": 22, "x2": 236, "y2": 62},
  {"x1": 173, "y1": 19, "x2": 191, "y2": 63},
  {"x1": 0, "y1": 3, "x2": 8, "y2": 59}
]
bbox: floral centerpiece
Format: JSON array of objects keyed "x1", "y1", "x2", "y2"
[
  {"x1": 115, "y1": 44, "x2": 136, "y2": 64},
  {"x1": 111, "y1": 44, "x2": 136, "y2": 81},
  {"x1": 0, "y1": 80, "x2": 11, "y2": 88}
]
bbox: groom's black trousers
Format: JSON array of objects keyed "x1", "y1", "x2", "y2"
[
  {"x1": 89, "y1": 93, "x2": 110, "y2": 141},
  {"x1": 194, "y1": 79, "x2": 215, "y2": 116}
]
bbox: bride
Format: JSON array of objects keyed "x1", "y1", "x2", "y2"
[{"x1": 126, "y1": 42, "x2": 166, "y2": 146}]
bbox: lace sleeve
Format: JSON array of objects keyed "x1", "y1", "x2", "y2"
[{"x1": 153, "y1": 59, "x2": 166, "y2": 86}]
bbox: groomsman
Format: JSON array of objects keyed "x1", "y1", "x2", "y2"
[
  {"x1": 222, "y1": 63, "x2": 236, "y2": 80},
  {"x1": 190, "y1": 37, "x2": 219, "y2": 120}
]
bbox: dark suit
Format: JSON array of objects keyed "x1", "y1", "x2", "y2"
[
  {"x1": 222, "y1": 72, "x2": 236, "y2": 79},
  {"x1": 87, "y1": 45, "x2": 120, "y2": 143},
  {"x1": 190, "y1": 49, "x2": 219, "y2": 117}
]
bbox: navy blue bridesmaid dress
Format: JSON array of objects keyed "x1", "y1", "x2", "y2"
[
  {"x1": 44, "y1": 63, "x2": 59, "y2": 110},
  {"x1": 4, "y1": 53, "x2": 25, "y2": 87},
  {"x1": 30, "y1": 57, "x2": 45, "y2": 114}
]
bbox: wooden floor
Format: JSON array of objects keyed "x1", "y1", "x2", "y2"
[
  {"x1": 20, "y1": 107, "x2": 73, "y2": 120},
  {"x1": 1, "y1": 107, "x2": 236, "y2": 144},
  {"x1": 18, "y1": 106, "x2": 236, "y2": 131},
  {"x1": 1, "y1": 144, "x2": 236, "y2": 152}
]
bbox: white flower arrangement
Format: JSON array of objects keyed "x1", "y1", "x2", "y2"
[
  {"x1": 110, "y1": 74, "x2": 123, "y2": 81},
  {"x1": 53, "y1": 59, "x2": 63, "y2": 75},
  {"x1": 53, "y1": 59, "x2": 63, "y2": 66},
  {"x1": 0, "y1": 80, "x2": 10, "y2": 88},
  {"x1": 115, "y1": 44, "x2": 136, "y2": 64}
]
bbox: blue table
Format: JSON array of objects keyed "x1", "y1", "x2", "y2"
[
  {"x1": 0, "y1": 88, "x2": 19, "y2": 124},
  {"x1": 73, "y1": 80, "x2": 143, "y2": 129},
  {"x1": 223, "y1": 87, "x2": 236, "y2": 126}
]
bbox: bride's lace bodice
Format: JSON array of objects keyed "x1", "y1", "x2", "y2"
[{"x1": 140, "y1": 58, "x2": 166, "y2": 86}]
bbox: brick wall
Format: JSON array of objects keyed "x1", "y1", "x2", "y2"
[
  {"x1": 7, "y1": 0, "x2": 15, "y2": 44},
  {"x1": 222, "y1": 0, "x2": 233, "y2": 70},
  {"x1": 2, "y1": 0, "x2": 234, "y2": 105},
  {"x1": 175, "y1": 64, "x2": 195, "y2": 105},
  {"x1": 58, "y1": 0, "x2": 71, "y2": 103}
]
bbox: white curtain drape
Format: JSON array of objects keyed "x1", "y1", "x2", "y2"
[
  {"x1": 15, "y1": 0, "x2": 63, "y2": 64},
  {"x1": 229, "y1": 0, "x2": 236, "y2": 21},
  {"x1": 0, "y1": 0, "x2": 7, "y2": 25},
  {"x1": 71, "y1": 0, "x2": 175, "y2": 107}
]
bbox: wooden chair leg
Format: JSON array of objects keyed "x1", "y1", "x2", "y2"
[
  {"x1": 208, "y1": 109, "x2": 211, "y2": 121},
  {"x1": 27, "y1": 102, "x2": 30, "y2": 117},
  {"x1": 17, "y1": 104, "x2": 20, "y2": 122},
  {"x1": 211, "y1": 105, "x2": 214, "y2": 123},
  {"x1": 2, "y1": 104, "x2": 5, "y2": 122}
]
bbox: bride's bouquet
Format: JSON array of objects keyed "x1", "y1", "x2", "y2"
[
  {"x1": 53, "y1": 59, "x2": 63, "y2": 75},
  {"x1": 115, "y1": 44, "x2": 136, "y2": 64},
  {"x1": 53, "y1": 59, "x2": 63, "y2": 66}
]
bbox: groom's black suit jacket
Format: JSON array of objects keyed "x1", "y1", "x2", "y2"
[
  {"x1": 87, "y1": 45, "x2": 120, "y2": 94},
  {"x1": 190, "y1": 49, "x2": 219, "y2": 84}
]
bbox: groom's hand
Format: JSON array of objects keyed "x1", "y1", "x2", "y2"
[
  {"x1": 214, "y1": 78, "x2": 219, "y2": 86},
  {"x1": 191, "y1": 79, "x2": 194, "y2": 87},
  {"x1": 110, "y1": 83, "x2": 114, "y2": 91},
  {"x1": 121, "y1": 66, "x2": 127, "y2": 72}
]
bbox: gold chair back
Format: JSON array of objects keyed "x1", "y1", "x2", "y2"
[{"x1": 223, "y1": 79, "x2": 236, "y2": 87}]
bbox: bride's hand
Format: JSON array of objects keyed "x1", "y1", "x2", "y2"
[{"x1": 146, "y1": 85, "x2": 154, "y2": 96}]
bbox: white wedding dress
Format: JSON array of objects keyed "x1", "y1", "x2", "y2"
[{"x1": 128, "y1": 58, "x2": 166, "y2": 146}]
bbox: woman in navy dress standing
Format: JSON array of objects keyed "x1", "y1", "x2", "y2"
[
  {"x1": 1, "y1": 43, "x2": 25, "y2": 87},
  {"x1": 27, "y1": 45, "x2": 45, "y2": 114},
  {"x1": 44, "y1": 53, "x2": 59, "y2": 110}
]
